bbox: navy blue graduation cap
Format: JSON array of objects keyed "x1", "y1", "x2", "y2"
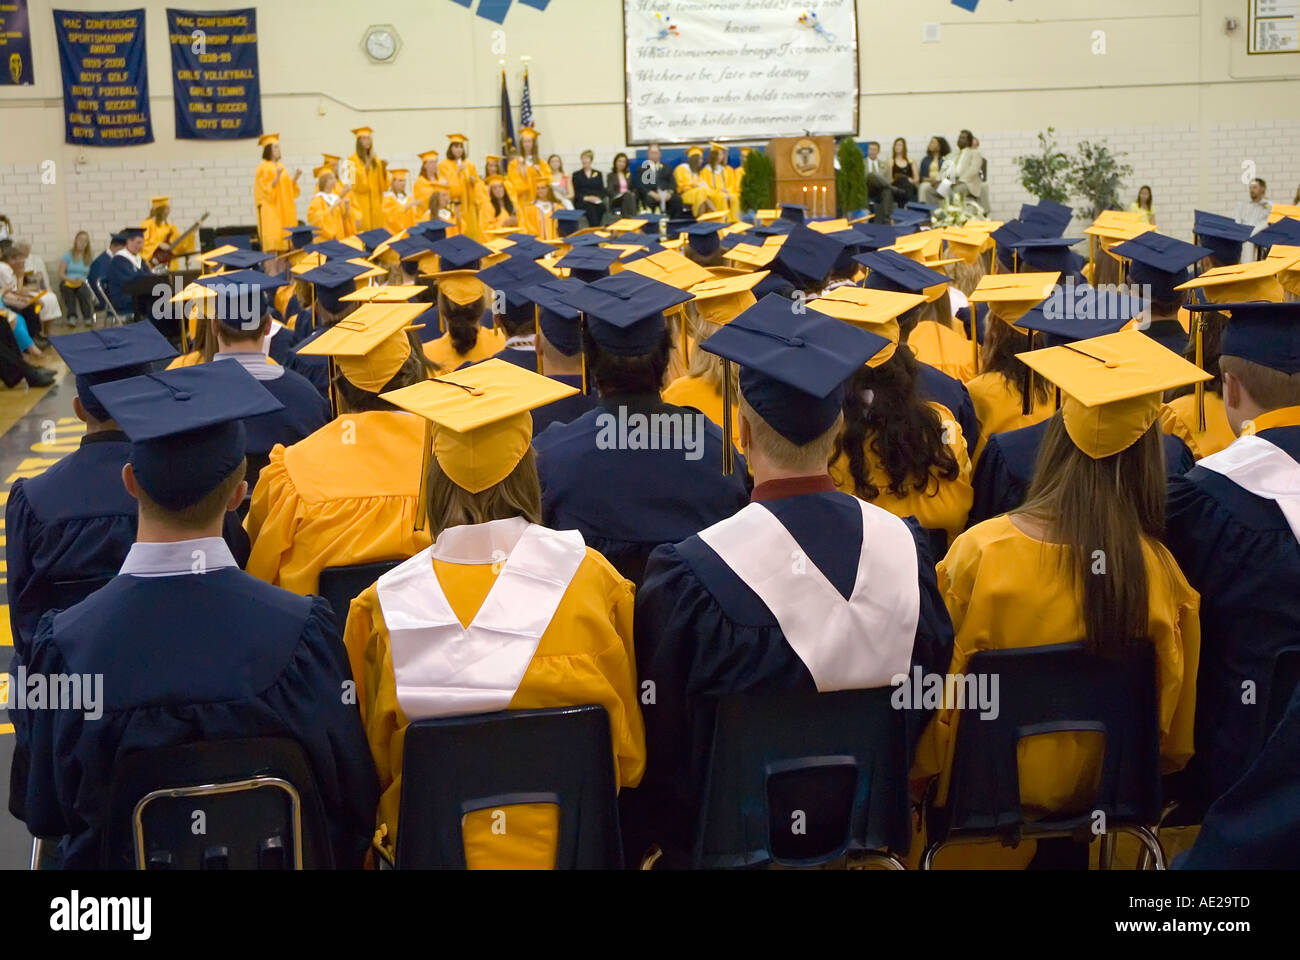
[
  {"x1": 617, "y1": 243, "x2": 663, "y2": 264},
  {"x1": 666, "y1": 218, "x2": 697, "y2": 240},
  {"x1": 856, "y1": 249, "x2": 950, "y2": 295},
  {"x1": 504, "y1": 236, "x2": 552, "y2": 260},
  {"x1": 304, "y1": 239, "x2": 361, "y2": 260},
  {"x1": 779, "y1": 203, "x2": 807, "y2": 224},
  {"x1": 1111, "y1": 232, "x2": 1212, "y2": 301},
  {"x1": 556, "y1": 246, "x2": 620, "y2": 283},
  {"x1": 752, "y1": 272, "x2": 795, "y2": 300},
  {"x1": 388, "y1": 234, "x2": 437, "y2": 261},
  {"x1": 772, "y1": 224, "x2": 845, "y2": 288},
  {"x1": 407, "y1": 218, "x2": 457, "y2": 240},
  {"x1": 992, "y1": 218, "x2": 1059, "y2": 268},
  {"x1": 283, "y1": 224, "x2": 321, "y2": 250},
  {"x1": 298, "y1": 260, "x2": 370, "y2": 313},
  {"x1": 824, "y1": 228, "x2": 874, "y2": 276},
  {"x1": 890, "y1": 209, "x2": 929, "y2": 230},
  {"x1": 1193, "y1": 211, "x2": 1254, "y2": 265},
  {"x1": 1250, "y1": 217, "x2": 1300, "y2": 250},
  {"x1": 477, "y1": 256, "x2": 555, "y2": 321},
  {"x1": 1005, "y1": 236, "x2": 1087, "y2": 278},
  {"x1": 121, "y1": 227, "x2": 145, "y2": 240},
  {"x1": 207, "y1": 248, "x2": 274, "y2": 270},
  {"x1": 699, "y1": 293, "x2": 889, "y2": 445},
  {"x1": 851, "y1": 223, "x2": 905, "y2": 252},
  {"x1": 551, "y1": 209, "x2": 587, "y2": 237},
  {"x1": 906, "y1": 201, "x2": 938, "y2": 217},
  {"x1": 721, "y1": 230, "x2": 757, "y2": 251},
  {"x1": 196, "y1": 269, "x2": 289, "y2": 330},
  {"x1": 521, "y1": 277, "x2": 586, "y2": 356},
  {"x1": 565, "y1": 232, "x2": 610, "y2": 248},
  {"x1": 109, "y1": 231, "x2": 127, "y2": 245},
  {"x1": 557, "y1": 272, "x2": 692, "y2": 356},
  {"x1": 1020, "y1": 201, "x2": 1074, "y2": 233},
  {"x1": 91, "y1": 362, "x2": 284, "y2": 511},
  {"x1": 1197, "y1": 301, "x2": 1300, "y2": 375},
  {"x1": 52, "y1": 324, "x2": 178, "y2": 423},
  {"x1": 753, "y1": 219, "x2": 794, "y2": 238},
  {"x1": 683, "y1": 222, "x2": 727, "y2": 257},
  {"x1": 639, "y1": 214, "x2": 665, "y2": 235},
  {"x1": 1017, "y1": 288, "x2": 1147, "y2": 348},
  {"x1": 358, "y1": 228, "x2": 393, "y2": 253},
  {"x1": 430, "y1": 234, "x2": 492, "y2": 271}
]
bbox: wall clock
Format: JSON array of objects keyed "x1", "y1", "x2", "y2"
[{"x1": 363, "y1": 25, "x2": 400, "y2": 63}]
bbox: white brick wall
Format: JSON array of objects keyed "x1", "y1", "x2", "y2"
[{"x1": 5, "y1": 123, "x2": 1300, "y2": 267}]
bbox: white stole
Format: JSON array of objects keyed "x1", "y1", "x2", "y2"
[
  {"x1": 697, "y1": 500, "x2": 919, "y2": 691},
  {"x1": 376, "y1": 517, "x2": 587, "y2": 720},
  {"x1": 1198, "y1": 434, "x2": 1300, "y2": 542}
]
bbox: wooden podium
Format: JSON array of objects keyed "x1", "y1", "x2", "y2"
[{"x1": 770, "y1": 136, "x2": 837, "y2": 216}]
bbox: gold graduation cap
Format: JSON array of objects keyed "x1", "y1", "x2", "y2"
[
  {"x1": 313, "y1": 164, "x2": 333, "y2": 179},
  {"x1": 608, "y1": 218, "x2": 648, "y2": 233},
  {"x1": 351, "y1": 126, "x2": 375, "y2": 138},
  {"x1": 296, "y1": 302, "x2": 428, "y2": 392},
  {"x1": 726, "y1": 243, "x2": 779, "y2": 269},
  {"x1": 418, "y1": 149, "x2": 440, "y2": 163},
  {"x1": 687, "y1": 145, "x2": 704, "y2": 158},
  {"x1": 689, "y1": 271, "x2": 768, "y2": 327},
  {"x1": 150, "y1": 195, "x2": 169, "y2": 208},
  {"x1": 1268, "y1": 203, "x2": 1300, "y2": 225},
  {"x1": 345, "y1": 257, "x2": 387, "y2": 282},
  {"x1": 1017, "y1": 330, "x2": 1211, "y2": 460},
  {"x1": 1268, "y1": 245, "x2": 1300, "y2": 297},
  {"x1": 942, "y1": 226, "x2": 995, "y2": 265},
  {"x1": 808, "y1": 288, "x2": 927, "y2": 368},
  {"x1": 291, "y1": 252, "x2": 328, "y2": 275},
  {"x1": 887, "y1": 229, "x2": 945, "y2": 263},
  {"x1": 322, "y1": 153, "x2": 341, "y2": 165},
  {"x1": 200, "y1": 245, "x2": 239, "y2": 264},
  {"x1": 258, "y1": 133, "x2": 279, "y2": 147},
  {"x1": 429, "y1": 269, "x2": 486, "y2": 307},
  {"x1": 697, "y1": 210, "x2": 732, "y2": 223},
  {"x1": 447, "y1": 133, "x2": 469, "y2": 145},
  {"x1": 1177, "y1": 256, "x2": 1296, "y2": 304},
  {"x1": 755, "y1": 209, "x2": 780, "y2": 224},
  {"x1": 622, "y1": 249, "x2": 715, "y2": 290},
  {"x1": 381, "y1": 358, "x2": 577, "y2": 495},
  {"x1": 808, "y1": 218, "x2": 852, "y2": 234},
  {"x1": 968, "y1": 272, "x2": 1060, "y2": 330},
  {"x1": 339, "y1": 284, "x2": 427, "y2": 304}
]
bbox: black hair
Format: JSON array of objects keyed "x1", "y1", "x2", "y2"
[
  {"x1": 582, "y1": 327, "x2": 671, "y2": 397},
  {"x1": 440, "y1": 294, "x2": 486, "y2": 356}
]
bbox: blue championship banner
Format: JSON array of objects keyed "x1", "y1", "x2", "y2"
[
  {"x1": 53, "y1": 8, "x2": 153, "y2": 145},
  {"x1": 167, "y1": 7, "x2": 262, "y2": 140},
  {"x1": 1, "y1": 0, "x2": 34, "y2": 85}
]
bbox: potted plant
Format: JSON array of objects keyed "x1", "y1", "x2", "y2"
[
  {"x1": 836, "y1": 138, "x2": 868, "y2": 216},
  {"x1": 1068, "y1": 140, "x2": 1134, "y2": 221},
  {"x1": 1015, "y1": 127, "x2": 1071, "y2": 205},
  {"x1": 739, "y1": 148, "x2": 775, "y2": 215}
]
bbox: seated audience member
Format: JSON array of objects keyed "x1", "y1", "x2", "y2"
[
  {"x1": 58, "y1": 231, "x2": 97, "y2": 326},
  {"x1": 1, "y1": 240, "x2": 61, "y2": 346},
  {"x1": 915, "y1": 330, "x2": 1204, "y2": 867},
  {"x1": 17, "y1": 362, "x2": 377, "y2": 869},
  {"x1": 88, "y1": 231, "x2": 124, "y2": 310},
  {"x1": 862, "y1": 141, "x2": 896, "y2": 220},
  {"x1": 607, "y1": 152, "x2": 638, "y2": 218},
  {"x1": 919, "y1": 130, "x2": 982, "y2": 207},
  {"x1": 637, "y1": 143, "x2": 684, "y2": 219},
  {"x1": 245, "y1": 309, "x2": 433, "y2": 595},
  {"x1": 631, "y1": 299, "x2": 954, "y2": 865},
  {"x1": 343, "y1": 359, "x2": 645, "y2": 868},
  {"x1": 534, "y1": 273, "x2": 750, "y2": 584},
  {"x1": 1128, "y1": 185, "x2": 1155, "y2": 225},
  {"x1": 102, "y1": 227, "x2": 159, "y2": 323},
  {"x1": 1164, "y1": 301, "x2": 1300, "y2": 816}
]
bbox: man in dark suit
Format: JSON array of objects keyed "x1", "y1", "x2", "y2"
[{"x1": 637, "y1": 143, "x2": 685, "y2": 219}]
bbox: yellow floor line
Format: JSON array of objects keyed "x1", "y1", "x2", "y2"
[{"x1": 0, "y1": 724, "x2": 13, "y2": 736}]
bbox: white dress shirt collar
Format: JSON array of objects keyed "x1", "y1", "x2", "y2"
[{"x1": 119, "y1": 537, "x2": 238, "y2": 578}]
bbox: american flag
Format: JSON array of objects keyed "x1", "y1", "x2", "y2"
[{"x1": 520, "y1": 68, "x2": 533, "y2": 129}]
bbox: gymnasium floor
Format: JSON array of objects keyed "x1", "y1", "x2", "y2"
[{"x1": 0, "y1": 348, "x2": 78, "y2": 869}]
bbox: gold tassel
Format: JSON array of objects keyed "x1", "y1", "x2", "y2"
[
  {"x1": 970, "y1": 303, "x2": 979, "y2": 375},
  {"x1": 535, "y1": 305, "x2": 544, "y2": 375},
  {"x1": 1195, "y1": 316, "x2": 1206, "y2": 433},
  {"x1": 414, "y1": 419, "x2": 432, "y2": 533},
  {"x1": 327, "y1": 357, "x2": 339, "y2": 419},
  {"x1": 721, "y1": 359, "x2": 734, "y2": 476}
]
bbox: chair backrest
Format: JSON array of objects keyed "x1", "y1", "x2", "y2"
[
  {"x1": 1266, "y1": 645, "x2": 1300, "y2": 737},
  {"x1": 693, "y1": 687, "x2": 909, "y2": 869},
  {"x1": 944, "y1": 641, "x2": 1160, "y2": 837},
  {"x1": 47, "y1": 576, "x2": 113, "y2": 612},
  {"x1": 396, "y1": 705, "x2": 622, "y2": 869},
  {"x1": 317, "y1": 559, "x2": 403, "y2": 632},
  {"x1": 101, "y1": 737, "x2": 332, "y2": 869}
]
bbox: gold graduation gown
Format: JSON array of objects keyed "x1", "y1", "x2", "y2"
[
  {"x1": 165, "y1": 350, "x2": 205, "y2": 370},
  {"x1": 700, "y1": 166, "x2": 740, "y2": 220},
  {"x1": 674, "y1": 164, "x2": 724, "y2": 216},
  {"x1": 662, "y1": 373, "x2": 743, "y2": 454},
  {"x1": 343, "y1": 520, "x2": 646, "y2": 868},
  {"x1": 412, "y1": 174, "x2": 438, "y2": 217},
  {"x1": 422, "y1": 328, "x2": 506, "y2": 376},
  {"x1": 519, "y1": 202, "x2": 561, "y2": 241},
  {"x1": 437, "y1": 160, "x2": 479, "y2": 210},
  {"x1": 347, "y1": 155, "x2": 389, "y2": 232},
  {"x1": 914, "y1": 514, "x2": 1200, "y2": 817},
  {"x1": 139, "y1": 218, "x2": 190, "y2": 263},
  {"x1": 507, "y1": 158, "x2": 552, "y2": 205},
  {"x1": 966, "y1": 371, "x2": 1056, "y2": 463},
  {"x1": 255, "y1": 160, "x2": 300, "y2": 253},
  {"x1": 1160, "y1": 392, "x2": 1236, "y2": 461},
  {"x1": 382, "y1": 191, "x2": 416, "y2": 235},
  {"x1": 909, "y1": 322, "x2": 976, "y2": 384},
  {"x1": 244, "y1": 411, "x2": 432, "y2": 596},
  {"x1": 829, "y1": 401, "x2": 974, "y2": 549},
  {"x1": 307, "y1": 193, "x2": 355, "y2": 242}
]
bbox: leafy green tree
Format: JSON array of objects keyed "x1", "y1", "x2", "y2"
[
  {"x1": 1016, "y1": 127, "x2": 1071, "y2": 205},
  {"x1": 1069, "y1": 140, "x2": 1134, "y2": 220}
]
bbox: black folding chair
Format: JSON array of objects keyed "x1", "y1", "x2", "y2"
[
  {"x1": 100, "y1": 738, "x2": 332, "y2": 870},
  {"x1": 1266, "y1": 645, "x2": 1300, "y2": 738},
  {"x1": 921, "y1": 641, "x2": 1165, "y2": 869},
  {"x1": 692, "y1": 688, "x2": 910, "y2": 870},
  {"x1": 47, "y1": 576, "x2": 114, "y2": 612},
  {"x1": 396, "y1": 705, "x2": 622, "y2": 869},
  {"x1": 317, "y1": 560, "x2": 403, "y2": 633}
]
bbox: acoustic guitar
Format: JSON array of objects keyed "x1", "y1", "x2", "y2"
[{"x1": 150, "y1": 211, "x2": 211, "y2": 267}]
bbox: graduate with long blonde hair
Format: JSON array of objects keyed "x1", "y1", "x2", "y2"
[
  {"x1": 346, "y1": 126, "x2": 389, "y2": 231},
  {"x1": 254, "y1": 133, "x2": 301, "y2": 254}
]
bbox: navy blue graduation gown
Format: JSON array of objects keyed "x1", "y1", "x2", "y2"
[
  {"x1": 1144, "y1": 318, "x2": 1189, "y2": 356},
  {"x1": 970, "y1": 420, "x2": 1195, "y2": 526},
  {"x1": 628, "y1": 492, "x2": 954, "y2": 862},
  {"x1": 241, "y1": 368, "x2": 332, "y2": 484},
  {"x1": 534, "y1": 394, "x2": 751, "y2": 584},
  {"x1": 17, "y1": 570, "x2": 378, "y2": 868},
  {"x1": 284, "y1": 351, "x2": 330, "y2": 400},
  {"x1": 491, "y1": 346, "x2": 539, "y2": 371},
  {"x1": 1164, "y1": 424, "x2": 1300, "y2": 812},
  {"x1": 5, "y1": 433, "x2": 251, "y2": 658},
  {"x1": 532, "y1": 374, "x2": 597, "y2": 435},
  {"x1": 955, "y1": 301, "x2": 987, "y2": 346},
  {"x1": 916, "y1": 363, "x2": 978, "y2": 452},
  {"x1": 87, "y1": 252, "x2": 112, "y2": 304},
  {"x1": 102, "y1": 254, "x2": 155, "y2": 316},
  {"x1": 1179, "y1": 684, "x2": 1300, "y2": 868}
]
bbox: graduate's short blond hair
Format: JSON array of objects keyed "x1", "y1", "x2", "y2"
[
  {"x1": 1220, "y1": 354, "x2": 1300, "y2": 412},
  {"x1": 739, "y1": 393, "x2": 841, "y2": 474},
  {"x1": 425, "y1": 445, "x2": 542, "y2": 539}
]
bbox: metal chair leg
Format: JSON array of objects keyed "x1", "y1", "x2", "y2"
[
  {"x1": 919, "y1": 840, "x2": 943, "y2": 870},
  {"x1": 29, "y1": 837, "x2": 42, "y2": 870},
  {"x1": 1126, "y1": 825, "x2": 1166, "y2": 870},
  {"x1": 1097, "y1": 831, "x2": 1116, "y2": 870},
  {"x1": 846, "y1": 851, "x2": 906, "y2": 870}
]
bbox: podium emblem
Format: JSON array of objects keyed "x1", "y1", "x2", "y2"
[{"x1": 791, "y1": 138, "x2": 821, "y2": 177}]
